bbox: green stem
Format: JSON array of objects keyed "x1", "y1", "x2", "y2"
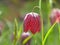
[
  {"x1": 39, "y1": 0, "x2": 44, "y2": 45},
  {"x1": 58, "y1": 23, "x2": 60, "y2": 40},
  {"x1": 41, "y1": 13, "x2": 44, "y2": 45},
  {"x1": 32, "y1": 6, "x2": 40, "y2": 12},
  {"x1": 43, "y1": 22, "x2": 56, "y2": 45},
  {"x1": 39, "y1": 0, "x2": 41, "y2": 11}
]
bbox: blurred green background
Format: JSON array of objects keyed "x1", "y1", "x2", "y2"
[{"x1": 0, "y1": 0, "x2": 60, "y2": 45}]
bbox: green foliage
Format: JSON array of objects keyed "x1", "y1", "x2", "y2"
[{"x1": 0, "y1": 0, "x2": 60, "y2": 45}]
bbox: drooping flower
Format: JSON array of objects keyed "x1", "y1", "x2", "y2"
[
  {"x1": 50, "y1": 8, "x2": 60, "y2": 24},
  {"x1": 24, "y1": 12, "x2": 41, "y2": 34},
  {"x1": 21, "y1": 32, "x2": 31, "y2": 45}
]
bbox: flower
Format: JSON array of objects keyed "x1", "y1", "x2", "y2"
[
  {"x1": 21, "y1": 32, "x2": 31, "y2": 45},
  {"x1": 24, "y1": 12, "x2": 41, "y2": 34},
  {"x1": 50, "y1": 8, "x2": 60, "y2": 24}
]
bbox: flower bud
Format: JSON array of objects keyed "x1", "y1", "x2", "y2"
[
  {"x1": 24, "y1": 12, "x2": 41, "y2": 34},
  {"x1": 50, "y1": 8, "x2": 60, "y2": 24},
  {"x1": 21, "y1": 32, "x2": 31, "y2": 45}
]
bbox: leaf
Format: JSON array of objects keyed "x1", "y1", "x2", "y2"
[
  {"x1": 13, "y1": 18, "x2": 18, "y2": 45},
  {"x1": 39, "y1": 0, "x2": 41, "y2": 11},
  {"x1": 17, "y1": 23, "x2": 23, "y2": 39},
  {"x1": 23, "y1": 35, "x2": 33, "y2": 45},
  {"x1": 57, "y1": 23, "x2": 60, "y2": 40}
]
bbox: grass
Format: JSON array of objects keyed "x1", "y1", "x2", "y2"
[{"x1": 0, "y1": 0, "x2": 60, "y2": 45}]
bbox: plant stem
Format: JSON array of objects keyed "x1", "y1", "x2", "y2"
[
  {"x1": 32, "y1": 6, "x2": 40, "y2": 12},
  {"x1": 43, "y1": 22, "x2": 56, "y2": 45},
  {"x1": 42, "y1": 19, "x2": 44, "y2": 45},
  {"x1": 39, "y1": 0, "x2": 44, "y2": 45},
  {"x1": 58, "y1": 23, "x2": 60, "y2": 40}
]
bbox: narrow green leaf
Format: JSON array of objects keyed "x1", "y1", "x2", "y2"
[
  {"x1": 17, "y1": 23, "x2": 23, "y2": 39},
  {"x1": 14, "y1": 18, "x2": 18, "y2": 45},
  {"x1": 23, "y1": 35, "x2": 33, "y2": 45},
  {"x1": 15, "y1": 18, "x2": 18, "y2": 30},
  {"x1": 39, "y1": 0, "x2": 41, "y2": 11},
  {"x1": 58, "y1": 23, "x2": 60, "y2": 40}
]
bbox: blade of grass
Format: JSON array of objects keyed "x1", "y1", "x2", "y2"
[
  {"x1": 47, "y1": 0, "x2": 52, "y2": 28},
  {"x1": 39, "y1": 0, "x2": 44, "y2": 45},
  {"x1": 39, "y1": 0, "x2": 41, "y2": 11},
  {"x1": 57, "y1": 23, "x2": 60, "y2": 40},
  {"x1": 17, "y1": 23, "x2": 23, "y2": 39},
  {"x1": 14, "y1": 18, "x2": 18, "y2": 45},
  {"x1": 23, "y1": 35, "x2": 33, "y2": 45},
  {"x1": 16, "y1": 23, "x2": 23, "y2": 45}
]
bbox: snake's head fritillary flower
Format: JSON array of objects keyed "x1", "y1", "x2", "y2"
[
  {"x1": 50, "y1": 8, "x2": 60, "y2": 25},
  {"x1": 24, "y1": 12, "x2": 41, "y2": 34},
  {"x1": 21, "y1": 32, "x2": 31, "y2": 45}
]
